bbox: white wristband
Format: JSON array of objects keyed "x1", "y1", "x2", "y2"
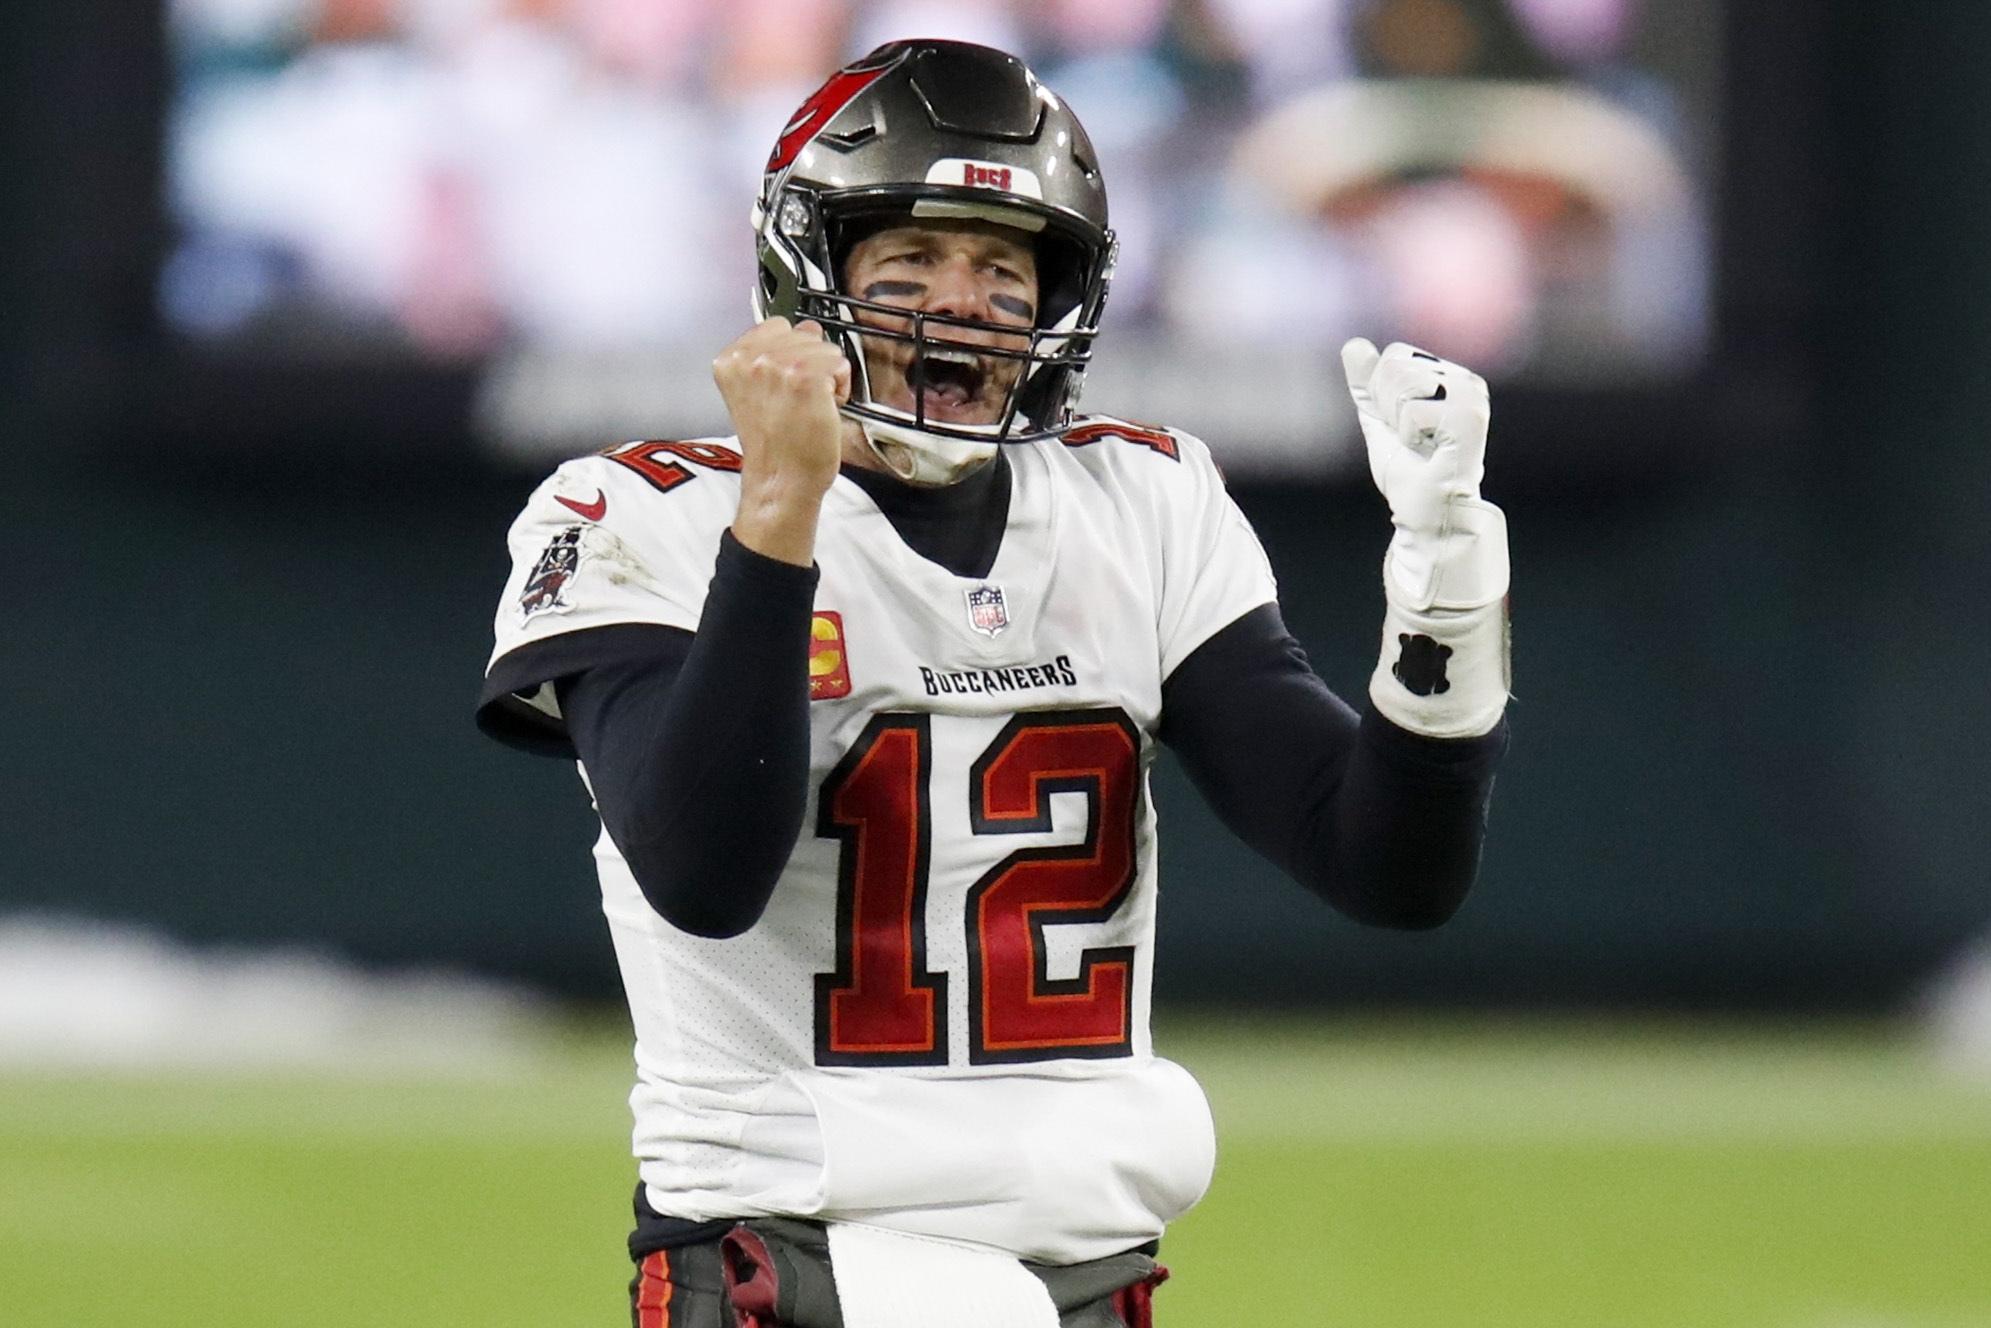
[{"x1": 1368, "y1": 596, "x2": 1511, "y2": 738}]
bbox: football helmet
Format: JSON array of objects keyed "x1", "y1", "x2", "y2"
[{"x1": 753, "y1": 40, "x2": 1116, "y2": 484}]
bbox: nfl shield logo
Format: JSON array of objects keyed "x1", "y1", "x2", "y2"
[{"x1": 965, "y1": 584, "x2": 1010, "y2": 638}]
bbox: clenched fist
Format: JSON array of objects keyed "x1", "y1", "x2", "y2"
[
  {"x1": 714, "y1": 317, "x2": 853, "y2": 566},
  {"x1": 1341, "y1": 338, "x2": 1508, "y2": 612}
]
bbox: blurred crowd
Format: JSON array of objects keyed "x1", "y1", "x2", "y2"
[{"x1": 166, "y1": 0, "x2": 1710, "y2": 375}]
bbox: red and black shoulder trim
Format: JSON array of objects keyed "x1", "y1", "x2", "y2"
[{"x1": 1059, "y1": 416, "x2": 1180, "y2": 461}]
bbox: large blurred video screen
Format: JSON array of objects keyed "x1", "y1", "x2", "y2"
[{"x1": 165, "y1": 0, "x2": 1719, "y2": 472}]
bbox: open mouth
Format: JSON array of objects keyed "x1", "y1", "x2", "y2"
[{"x1": 907, "y1": 346, "x2": 988, "y2": 412}]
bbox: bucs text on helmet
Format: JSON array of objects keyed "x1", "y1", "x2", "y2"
[{"x1": 752, "y1": 40, "x2": 1117, "y2": 484}]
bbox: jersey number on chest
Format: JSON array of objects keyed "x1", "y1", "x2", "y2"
[{"x1": 814, "y1": 709, "x2": 1141, "y2": 1067}]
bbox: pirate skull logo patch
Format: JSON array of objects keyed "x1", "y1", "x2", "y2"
[{"x1": 520, "y1": 526, "x2": 584, "y2": 619}]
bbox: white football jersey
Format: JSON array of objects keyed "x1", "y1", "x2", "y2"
[{"x1": 485, "y1": 418, "x2": 1277, "y2": 1264}]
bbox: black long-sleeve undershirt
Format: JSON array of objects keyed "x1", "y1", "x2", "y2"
[
  {"x1": 515, "y1": 537, "x2": 1504, "y2": 940},
  {"x1": 1154, "y1": 606, "x2": 1505, "y2": 928},
  {"x1": 554, "y1": 531, "x2": 816, "y2": 938}
]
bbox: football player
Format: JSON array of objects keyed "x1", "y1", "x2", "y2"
[{"x1": 478, "y1": 39, "x2": 1510, "y2": 1328}]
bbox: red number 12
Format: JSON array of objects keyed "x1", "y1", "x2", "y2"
[{"x1": 813, "y1": 709, "x2": 1141, "y2": 1066}]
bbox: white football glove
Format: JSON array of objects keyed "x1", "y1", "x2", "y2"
[
  {"x1": 1340, "y1": 338, "x2": 1509, "y2": 612},
  {"x1": 1343, "y1": 337, "x2": 1511, "y2": 737}
]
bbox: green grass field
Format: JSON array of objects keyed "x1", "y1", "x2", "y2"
[{"x1": 4, "y1": 1016, "x2": 1988, "y2": 1327}]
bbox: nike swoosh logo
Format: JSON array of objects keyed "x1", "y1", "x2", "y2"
[{"x1": 556, "y1": 489, "x2": 608, "y2": 522}]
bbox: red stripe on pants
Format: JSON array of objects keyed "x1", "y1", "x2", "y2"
[{"x1": 636, "y1": 1250, "x2": 673, "y2": 1328}]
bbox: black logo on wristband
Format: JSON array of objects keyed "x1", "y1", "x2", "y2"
[{"x1": 1393, "y1": 633, "x2": 1452, "y2": 696}]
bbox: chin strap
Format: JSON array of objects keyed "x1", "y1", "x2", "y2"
[{"x1": 860, "y1": 419, "x2": 1000, "y2": 487}]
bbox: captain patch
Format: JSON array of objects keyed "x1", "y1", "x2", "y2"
[
  {"x1": 520, "y1": 526, "x2": 584, "y2": 619},
  {"x1": 809, "y1": 611, "x2": 853, "y2": 701}
]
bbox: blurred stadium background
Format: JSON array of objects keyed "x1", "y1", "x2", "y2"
[{"x1": 3, "y1": 1, "x2": 1989, "y2": 1324}]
